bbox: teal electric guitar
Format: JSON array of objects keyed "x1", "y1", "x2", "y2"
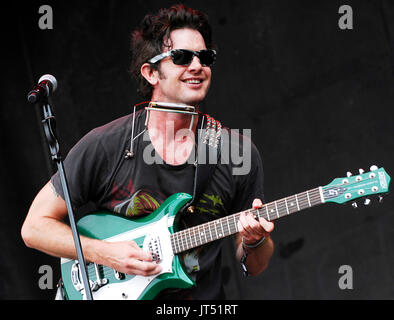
[{"x1": 60, "y1": 166, "x2": 390, "y2": 300}]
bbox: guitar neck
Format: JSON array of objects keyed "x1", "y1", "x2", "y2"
[{"x1": 170, "y1": 187, "x2": 324, "y2": 254}]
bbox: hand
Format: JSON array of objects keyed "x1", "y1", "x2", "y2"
[
  {"x1": 98, "y1": 240, "x2": 162, "y2": 276},
  {"x1": 237, "y1": 198, "x2": 274, "y2": 246}
]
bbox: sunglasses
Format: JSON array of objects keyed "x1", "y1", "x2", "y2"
[{"x1": 148, "y1": 49, "x2": 216, "y2": 67}]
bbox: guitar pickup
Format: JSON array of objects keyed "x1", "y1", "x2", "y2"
[
  {"x1": 151, "y1": 252, "x2": 161, "y2": 263},
  {"x1": 148, "y1": 236, "x2": 162, "y2": 263}
]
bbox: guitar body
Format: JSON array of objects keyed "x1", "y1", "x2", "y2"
[{"x1": 60, "y1": 193, "x2": 195, "y2": 300}]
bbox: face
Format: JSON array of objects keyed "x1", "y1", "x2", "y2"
[{"x1": 149, "y1": 28, "x2": 212, "y2": 105}]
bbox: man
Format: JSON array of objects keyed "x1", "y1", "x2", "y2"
[{"x1": 21, "y1": 4, "x2": 274, "y2": 299}]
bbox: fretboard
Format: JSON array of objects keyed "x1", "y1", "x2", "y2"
[{"x1": 170, "y1": 187, "x2": 323, "y2": 254}]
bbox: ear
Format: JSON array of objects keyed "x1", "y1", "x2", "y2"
[{"x1": 141, "y1": 63, "x2": 159, "y2": 86}]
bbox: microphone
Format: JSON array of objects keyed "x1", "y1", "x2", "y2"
[{"x1": 27, "y1": 74, "x2": 58, "y2": 103}]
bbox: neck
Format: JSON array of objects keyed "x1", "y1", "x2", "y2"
[{"x1": 170, "y1": 187, "x2": 324, "y2": 254}]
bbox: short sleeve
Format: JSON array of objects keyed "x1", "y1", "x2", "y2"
[{"x1": 50, "y1": 128, "x2": 109, "y2": 208}]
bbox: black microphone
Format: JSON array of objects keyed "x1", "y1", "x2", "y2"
[{"x1": 27, "y1": 74, "x2": 58, "y2": 103}]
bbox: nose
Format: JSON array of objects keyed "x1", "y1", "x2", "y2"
[{"x1": 187, "y1": 55, "x2": 203, "y2": 71}]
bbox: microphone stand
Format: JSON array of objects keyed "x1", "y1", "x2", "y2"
[{"x1": 39, "y1": 97, "x2": 93, "y2": 300}]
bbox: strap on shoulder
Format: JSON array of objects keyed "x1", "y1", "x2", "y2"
[{"x1": 181, "y1": 114, "x2": 222, "y2": 213}]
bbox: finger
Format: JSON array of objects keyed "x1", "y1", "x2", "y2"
[
  {"x1": 245, "y1": 211, "x2": 260, "y2": 227},
  {"x1": 239, "y1": 211, "x2": 253, "y2": 234},
  {"x1": 239, "y1": 212, "x2": 265, "y2": 243},
  {"x1": 258, "y1": 217, "x2": 275, "y2": 234},
  {"x1": 128, "y1": 242, "x2": 153, "y2": 261},
  {"x1": 127, "y1": 259, "x2": 162, "y2": 276},
  {"x1": 252, "y1": 198, "x2": 263, "y2": 209}
]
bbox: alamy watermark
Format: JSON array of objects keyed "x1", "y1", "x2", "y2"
[
  {"x1": 38, "y1": 5, "x2": 53, "y2": 30},
  {"x1": 141, "y1": 125, "x2": 252, "y2": 176},
  {"x1": 38, "y1": 265, "x2": 53, "y2": 290},
  {"x1": 338, "y1": 5, "x2": 353, "y2": 30},
  {"x1": 338, "y1": 264, "x2": 353, "y2": 290}
]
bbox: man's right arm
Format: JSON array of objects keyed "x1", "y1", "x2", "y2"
[{"x1": 21, "y1": 181, "x2": 161, "y2": 276}]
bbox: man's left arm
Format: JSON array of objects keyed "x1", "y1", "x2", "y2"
[{"x1": 235, "y1": 199, "x2": 274, "y2": 276}]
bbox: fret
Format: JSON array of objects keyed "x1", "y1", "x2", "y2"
[
  {"x1": 287, "y1": 195, "x2": 298, "y2": 214},
  {"x1": 284, "y1": 197, "x2": 290, "y2": 215},
  {"x1": 313, "y1": 188, "x2": 322, "y2": 206},
  {"x1": 226, "y1": 216, "x2": 231, "y2": 236},
  {"x1": 295, "y1": 193, "x2": 300, "y2": 211},
  {"x1": 180, "y1": 231, "x2": 185, "y2": 252},
  {"x1": 182, "y1": 230, "x2": 187, "y2": 251},
  {"x1": 197, "y1": 225, "x2": 202, "y2": 246},
  {"x1": 183, "y1": 229, "x2": 189, "y2": 250},
  {"x1": 252, "y1": 209, "x2": 258, "y2": 220},
  {"x1": 192, "y1": 226, "x2": 198, "y2": 248},
  {"x1": 201, "y1": 225, "x2": 206, "y2": 245},
  {"x1": 213, "y1": 220, "x2": 218, "y2": 240},
  {"x1": 220, "y1": 220, "x2": 225, "y2": 237},
  {"x1": 264, "y1": 205, "x2": 270, "y2": 221},
  {"x1": 306, "y1": 190, "x2": 312, "y2": 207},
  {"x1": 173, "y1": 236, "x2": 179, "y2": 254},
  {"x1": 195, "y1": 226, "x2": 200, "y2": 245},
  {"x1": 177, "y1": 235, "x2": 181, "y2": 253},
  {"x1": 277, "y1": 199, "x2": 287, "y2": 218},
  {"x1": 202, "y1": 225, "x2": 208, "y2": 244},
  {"x1": 297, "y1": 192, "x2": 309, "y2": 211},
  {"x1": 318, "y1": 186, "x2": 325, "y2": 203},
  {"x1": 215, "y1": 221, "x2": 220, "y2": 238},
  {"x1": 267, "y1": 202, "x2": 275, "y2": 220},
  {"x1": 188, "y1": 228, "x2": 193, "y2": 249},
  {"x1": 208, "y1": 221, "x2": 213, "y2": 242},
  {"x1": 274, "y1": 201, "x2": 279, "y2": 218},
  {"x1": 187, "y1": 228, "x2": 193, "y2": 250},
  {"x1": 176, "y1": 233, "x2": 180, "y2": 252}
]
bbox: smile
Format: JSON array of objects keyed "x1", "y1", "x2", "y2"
[{"x1": 182, "y1": 79, "x2": 203, "y2": 84}]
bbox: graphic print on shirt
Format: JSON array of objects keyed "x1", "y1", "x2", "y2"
[
  {"x1": 195, "y1": 193, "x2": 225, "y2": 217},
  {"x1": 180, "y1": 193, "x2": 225, "y2": 278},
  {"x1": 110, "y1": 179, "x2": 166, "y2": 217}
]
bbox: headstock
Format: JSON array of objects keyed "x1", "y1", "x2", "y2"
[{"x1": 322, "y1": 166, "x2": 390, "y2": 206}]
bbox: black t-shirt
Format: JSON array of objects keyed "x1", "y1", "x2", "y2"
[{"x1": 51, "y1": 109, "x2": 264, "y2": 299}]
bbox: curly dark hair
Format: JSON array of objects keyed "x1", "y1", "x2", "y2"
[{"x1": 129, "y1": 4, "x2": 213, "y2": 100}]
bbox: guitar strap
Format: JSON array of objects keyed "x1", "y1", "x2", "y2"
[{"x1": 181, "y1": 113, "x2": 222, "y2": 214}]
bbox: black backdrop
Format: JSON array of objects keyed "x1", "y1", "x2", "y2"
[{"x1": 1, "y1": 0, "x2": 393, "y2": 300}]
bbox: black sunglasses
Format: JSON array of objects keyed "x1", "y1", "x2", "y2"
[{"x1": 148, "y1": 49, "x2": 216, "y2": 67}]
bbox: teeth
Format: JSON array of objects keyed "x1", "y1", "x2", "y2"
[{"x1": 185, "y1": 79, "x2": 201, "y2": 84}]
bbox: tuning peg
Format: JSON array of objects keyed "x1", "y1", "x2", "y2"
[
  {"x1": 364, "y1": 198, "x2": 371, "y2": 206},
  {"x1": 359, "y1": 168, "x2": 365, "y2": 174},
  {"x1": 347, "y1": 172, "x2": 353, "y2": 177},
  {"x1": 378, "y1": 195, "x2": 384, "y2": 203},
  {"x1": 370, "y1": 165, "x2": 378, "y2": 171},
  {"x1": 351, "y1": 202, "x2": 358, "y2": 209}
]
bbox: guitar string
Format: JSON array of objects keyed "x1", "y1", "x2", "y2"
[
  {"x1": 171, "y1": 177, "x2": 378, "y2": 253},
  {"x1": 170, "y1": 191, "x2": 322, "y2": 252},
  {"x1": 170, "y1": 189, "x2": 323, "y2": 253},
  {"x1": 171, "y1": 176, "x2": 379, "y2": 253},
  {"x1": 322, "y1": 176, "x2": 376, "y2": 190}
]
